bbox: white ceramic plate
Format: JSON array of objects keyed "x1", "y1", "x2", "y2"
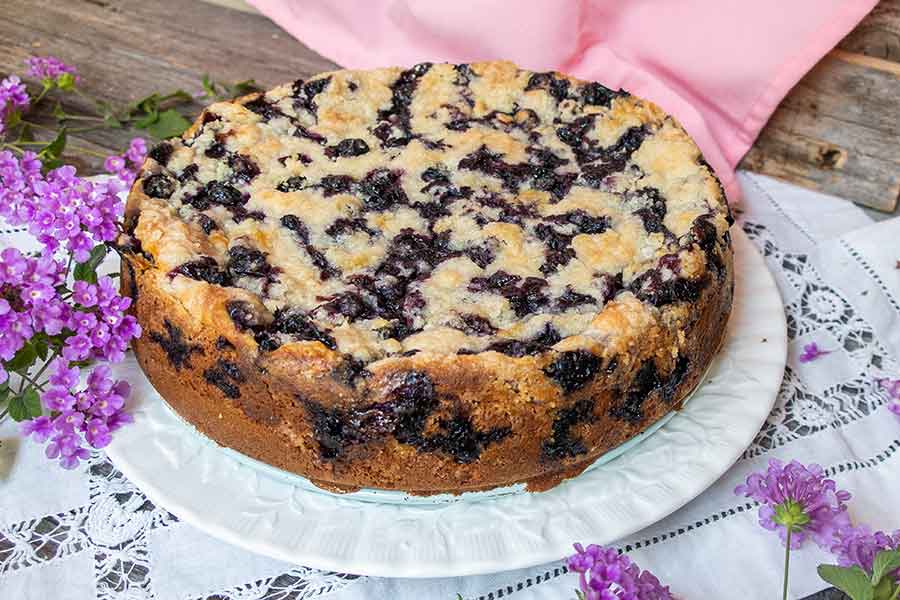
[{"x1": 106, "y1": 228, "x2": 786, "y2": 577}]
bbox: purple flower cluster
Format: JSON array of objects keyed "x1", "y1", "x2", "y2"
[
  {"x1": 878, "y1": 378, "x2": 900, "y2": 419},
  {"x1": 831, "y1": 525, "x2": 900, "y2": 581},
  {"x1": 24, "y1": 56, "x2": 79, "y2": 84},
  {"x1": 0, "y1": 244, "x2": 139, "y2": 378},
  {"x1": 735, "y1": 459, "x2": 851, "y2": 549},
  {"x1": 0, "y1": 150, "x2": 130, "y2": 262},
  {"x1": 21, "y1": 359, "x2": 132, "y2": 468},
  {"x1": 67, "y1": 276, "x2": 141, "y2": 363},
  {"x1": 567, "y1": 543, "x2": 673, "y2": 600},
  {"x1": 103, "y1": 137, "x2": 147, "y2": 188},
  {"x1": 0, "y1": 247, "x2": 67, "y2": 383},
  {"x1": 0, "y1": 75, "x2": 30, "y2": 138}
]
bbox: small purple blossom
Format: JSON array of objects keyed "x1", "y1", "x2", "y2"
[
  {"x1": 28, "y1": 359, "x2": 133, "y2": 468},
  {"x1": 84, "y1": 417, "x2": 112, "y2": 448},
  {"x1": 0, "y1": 75, "x2": 30, "y2": 137},
  {"x1": 103, "y1": 137, "x2": 147, "y2": 187},
  {"x1": 567, "y1": 544, "x2": 673, "y2": 600},
  {"x1": 42, "y1": 387, "x2": 76, "y2": 412},
  {"x1": 20, "y1": 415, "x2": 53, "y2": 442},
  {"x1": 125, "y1": 138, "x2": 147, "y2": 166},
  {"x1": 53, "y1": 409, "x2": 85, "y2": 433},
  {"x1": 831, "y1": 525, "x2": 900, "y2": 580},
  {"x1": 735, "y1": 459, "x2": 851, "y2": 549},
  {"x1": 24, "y1": 56, "x2": 79, "y2": 84},
  {"x1": 45, "y1": 431, "x2": 90, "y2": 470},
  {"x1": 798, "y1": 342, "x2": 830, "y2": 363}
]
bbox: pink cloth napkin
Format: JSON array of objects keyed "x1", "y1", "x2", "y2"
[{"x1": 248, "y1": 0, "x2": 876, "y2": 201}]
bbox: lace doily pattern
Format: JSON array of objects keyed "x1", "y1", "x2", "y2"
[{"x1": 741, "y1": 221, "x2": 897, "y2": 456}]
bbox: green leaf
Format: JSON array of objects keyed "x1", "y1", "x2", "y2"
[
  {"x1": 158, "y1": 89, "x2": 194, "y2": 106},
  {"x1": 227, "y1": 79, "x2": 262, "y2": 98},
  {"x1": 5, "y1": 342, "x2": 37, "y2": 372},
  {"x1": 872, "y1": 549, "x2": 900, "y2": 587},
  {"x1": 32, "y1": 333, "x2": 49, "y2": 361},
  {"x1": 39, "y1": 127, "x2": 68, "y2": 163},
  {"x1": 42, "y1": 156, "x2": 64, "y2": 170},
  {"x1": 126, "y1": 92, "x2": 161, "y2": 126},
  {"x1": 0, "y1": 382, "x2": 10, "y2": 405},
  {"x1": 201, "y1": 74, "x2": 216, "y2": 97},
  {"x1": 818, "y1": 564, "x2": 875, "y2": 600},
  {"x1": 104, "y1": 114, "x2": 123, "y2": 128},
  {"x1": 52, "y1": 101, "x2": 68, "y2": 121},
  {"x1": 7, "y1": 394, "x2": 28, "y2": 421},
  {"x1": 200, "y1": 76, "x2": 261, "y2": 101},
  {"x1": 133, "y1": 108, "x2": 159, "y2": 129},
  {"x1": 22, "y1": 387, "x2": 42, "y2": 419},
  {"x1": 146, "y1": 109, "x2": 191, "y2": 139},
  {"x1": 73, "y1": 244, "x2": 108, "y2": 284},
  {"x1": 872, "y1": 576, "x2": 896, "y2": 600},
  {"x1": 134, "y1": 93, "x2": 161, "y2": 114}
]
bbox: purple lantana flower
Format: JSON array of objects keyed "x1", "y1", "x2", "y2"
[
  {"x1": 735, "y1": 459, "x2": 851, "y2": 549},
  {"x1": 20, "y1": 416, "x2": 54, "y2": 443},
  {"x1": 103, "y1": 137, "x2": 147, "y2": 187},
  {"x1": 798, "y1": 342, "x2": 830, "y2": 363},
  {"x1": 26, "y1": 358, "x2": 133, "y2": 469},
  {"x1": 0, "y1": 148, "x2": 140, "y2": 261},
  {"x1": 567, "y1": 543, "x2": 673, "y2": 600},
  {"x1": 24, "y1": 56, "x2": 79, "y2": 85},
  {"x1": 0, "y1": 75, "x2": 30, "y2": 138},
  {"x1": 831, "y1": 525, "x2": 900, "y2": 582}
]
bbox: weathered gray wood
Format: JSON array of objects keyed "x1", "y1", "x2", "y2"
[
  {"x1": 0, "y1": 0, "x2": 336, "y2": 173},
  {"x1": 740, "y1": 51, "x2": 900, "y2": 211},
  {"x1": 840, "y1": 0, "x2": 900, "y2": 61},
  {"x1": 740, "y1": 1, "x2": 900, "y2": 212}
]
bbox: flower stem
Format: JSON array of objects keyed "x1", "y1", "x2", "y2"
[
  {"x1": 890, "y1": 584, "x2": 900, "y2": 600},
  {"x1": 33, "y1": 86, "x2": 51, "y2": 105},
  {"x1": 18, "y1": 373, "x2": 47, "y2": 392},
  {"x1": 20, "y1": 119, "x2": 56, "y2": 132},
  {"x1": 782, "y1": 529, "x2": 792, "y2": 600},
  {"x1": 1, "y1": 143, "x2": 25, "y2": 155},
  {"x1": 21, "y1": 120, "x2": 102, "y2": 136},
  {"x1": 27, "y1": 352, "x2": 59, "y2": 391},
  {"x1": 59, "y1": 114, "x2": 105, "y2": 123}
]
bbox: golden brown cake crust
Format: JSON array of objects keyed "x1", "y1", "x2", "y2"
[{"x1": 119, "y1": 61, "x2": 734, "y2": 494}]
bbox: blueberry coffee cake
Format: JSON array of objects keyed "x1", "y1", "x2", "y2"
[{"x1": 119, "y1": 61, "x2": 733, "y2": 494}]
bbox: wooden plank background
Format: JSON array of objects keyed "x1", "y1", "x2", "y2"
[{"x1": 0, "y1": 0, "x2": 897, "y2": 214}]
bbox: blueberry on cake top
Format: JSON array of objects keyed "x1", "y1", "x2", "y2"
[{"x1": 122, "y1": 61, "x2": 733, "y2": 494}]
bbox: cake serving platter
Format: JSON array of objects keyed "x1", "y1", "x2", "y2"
[{"x1": 106, "y1": 227, "x2": 786, "y2": 577}]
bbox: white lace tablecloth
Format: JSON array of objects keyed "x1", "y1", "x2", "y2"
[{"x1": 2, "y1": 171, "x2": 899, "y2": 600}]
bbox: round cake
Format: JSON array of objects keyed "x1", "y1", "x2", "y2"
[{"x1": 119, "y1": 61, "x2": 733, "y2": 494}]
